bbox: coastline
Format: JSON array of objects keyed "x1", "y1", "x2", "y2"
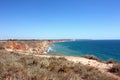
[
  {"x1": 0, "y1": 40, "x2": 120, "y2": 79},
  {"x1": 0, "y1": 40, "x2": 72, "y2": 55},
  {"x1": 46, "y1": 40, "x2": 120, "y2": 62},
  {"x1": 45, "y1": 39, "x2": 72, "y2": 54}
]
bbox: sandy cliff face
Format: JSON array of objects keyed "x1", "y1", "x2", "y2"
[
  {"x1": 3, "y1": 41, "x2": 51, "y2": 54},
  {"x1": 0, "y1": 40, "x2": 70, "y2": 54}
]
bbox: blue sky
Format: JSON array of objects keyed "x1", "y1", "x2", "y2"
[{"x1": 0, "y1": 0, "x2": 120, "y2": 39}]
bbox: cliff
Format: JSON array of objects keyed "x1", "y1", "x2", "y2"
[
  {"x1": 1, "y1": 40, "x2": 51, "y2": 54},
  {"x1": 0, "y1": 39, "x2": 71, "y2": 54}
]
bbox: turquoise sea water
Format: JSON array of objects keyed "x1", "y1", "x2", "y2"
[{"x1": 48, "y1": 40, "x2": 120, "y2": 61}]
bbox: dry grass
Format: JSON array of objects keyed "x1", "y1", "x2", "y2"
[{"x1": 0, "y1": 50, "x2": 117, "y2": 80}]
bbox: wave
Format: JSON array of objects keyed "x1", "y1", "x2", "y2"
[{"x1": 47, "y1": 47, "x2": 52, "y2": 52}]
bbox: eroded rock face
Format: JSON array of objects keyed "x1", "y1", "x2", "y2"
[{"x1": 3, "y1": 41, "x2": 51, "y2": 54}]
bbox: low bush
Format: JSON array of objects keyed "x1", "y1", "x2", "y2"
[
  {"x1": 83, "y1": 55, "x2": 102, "y2": 62},
  {"x1": 108, "y1": 63, "x2": 120, "y2": 76},
  {"x1": 106, "y1": 59, "x2": 117, "y2": 64}
]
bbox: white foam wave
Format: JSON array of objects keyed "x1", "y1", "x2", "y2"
[{"x1": 46, "y1": 47, "x2": 53, "y2": 53}]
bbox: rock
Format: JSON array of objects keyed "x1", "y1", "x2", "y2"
[{"x1": 3, "y1": 41, "x2": 51, "y2": 55}]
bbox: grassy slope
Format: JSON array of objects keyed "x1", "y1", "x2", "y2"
[{"x1": 0, "y1": 50, "x2": 117, "y2": 80}]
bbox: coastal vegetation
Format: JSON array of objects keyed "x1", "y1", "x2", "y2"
[
  {"x1": 108, "y1": 63, "x2": 120, "y2": 77},
  {"x1": 0, "y1": 50, "x2": 118, "y2": 80},
  {"x1": 83, "y1": 55, "x2": 120, "y2": 77},
  {"x1": 83, "y1": 55, "x2": 102, "y2": 62},
  {"x1": 106, "y1": 59, "x2": 117, "y2": 64}
]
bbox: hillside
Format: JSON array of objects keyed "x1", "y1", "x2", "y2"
[{"x1": 0, "y1": 50, "x2": 118, "y2": 80}]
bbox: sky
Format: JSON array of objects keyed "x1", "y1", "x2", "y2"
[{"x1": 0, "y1": 0, "x2": 120, "y2": 39}]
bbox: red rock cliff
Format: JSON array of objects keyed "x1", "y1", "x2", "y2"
[{"x1": 3, "y1": 41, "x2": 51, "y2": 54}]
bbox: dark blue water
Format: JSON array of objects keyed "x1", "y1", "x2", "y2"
[{"x1": 48, "y1": 40, "x2": 120, "y2": 61}]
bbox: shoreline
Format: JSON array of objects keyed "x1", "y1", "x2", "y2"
[
  {"x1": 0, "y1": 40, "x2": 72, "y2": 55},
  {"x1": 1, "y1": 40, "x2": 120, "y2": 62},
  {"x1": 46, "y1": 40, "x2": 120, "y2": 62},
  {"x1": 0, "y1": 40, "x2": 120, "y2": 79},
  {"x1": 44, "y1": 39, "x2": 72, "y2": 54},
  {"x1": 1, "y1": 40, "x2": 71, "y2": 54}
]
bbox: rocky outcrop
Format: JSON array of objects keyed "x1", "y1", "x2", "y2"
[
  {"x1": 2, "y1": 41, "x2": 51, "y2": 54},
  {"x1": 0, "y1": 40, "x2": 71, "y2": 54}
]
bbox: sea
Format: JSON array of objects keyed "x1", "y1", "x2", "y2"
[{"x1": 48, "y1": 40, "x2": 120, "y2": 61}]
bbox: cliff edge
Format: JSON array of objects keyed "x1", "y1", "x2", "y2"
[{"x1": 1, "y1": 40, "x2": 51, "y2": 54}]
